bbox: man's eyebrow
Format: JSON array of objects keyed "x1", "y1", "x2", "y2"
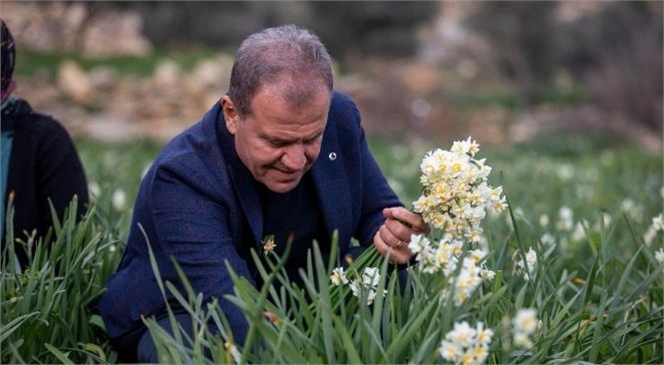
[
  {"x1": 304, "y1": 130, "x2": 324, "y2": 141},
  {"x1": 261, "y1": 130, "x2": 324, "y2": 145},
  {"x1": 261, "y1": 134, "x2": 295, "y2": 145}
]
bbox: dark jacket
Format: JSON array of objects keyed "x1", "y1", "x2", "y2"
[
  {"x1": 97, "y1": 91, "x2": 402, "y2": 345},
  {"x1": 1, "y1": 99, "x2": 89, "y2": 265}
]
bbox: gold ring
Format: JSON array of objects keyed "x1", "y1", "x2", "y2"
[{"x1": 395, "y1": 240, "x2": 403, "y2": 249}]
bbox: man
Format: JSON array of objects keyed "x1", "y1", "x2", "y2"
[{"x1": 96, "y1": 24, "x2": 428, "y2": 362}]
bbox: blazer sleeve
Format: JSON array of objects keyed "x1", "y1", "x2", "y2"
[
  {"x1": 148, "y1": 157, "x2": 253, "y2": 343},
  {"x1": 99, "y1": 151, "x2": 252, "y2": 344}
]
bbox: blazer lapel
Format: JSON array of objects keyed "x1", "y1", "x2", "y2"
[
  {"x1": 228, "y1": 161, "x2": 263, "y2": 250},
  {"x1": 215, "y1": 107, "x2": 264, "y2": 250},
  {"x1": 311, "y1": 119, "x2": 352, "y2": 249}
]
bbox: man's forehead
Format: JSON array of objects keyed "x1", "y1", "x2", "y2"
[{"x1": 257, "y1": 76, "x2": 331, "y2": 105}]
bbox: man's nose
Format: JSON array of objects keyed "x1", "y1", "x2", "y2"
[{"x1": 281, "y1": 144, "x2": 307, "y2": 171}]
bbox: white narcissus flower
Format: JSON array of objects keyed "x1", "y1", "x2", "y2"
[
  {"x1": 513, "y1": 332, "x2": 533, "y2": 348},
  {"x1": 349, "y1": 280, "x2": 360, "y2": 298},
  {"x1": 468, "y1": 249, "x2": 487, "y2": 263},
  {"x1": 112, "y1": 188, "x2": 127, "y2": 210},
  {"x1": 480, "y1": 269, "x2": 496, "y2": 281},
  {"x1": 345, "y1": 267, "x2": 385, "y2": 305},
  {"x1": 655, "y1": 248, "x2": 664, "y2": 264},
  {"x1": 540, "y1": 233, "x2": 556, "y2": 246},
  {"x1": 513, "y1": 308, "x2": 538, "y2": 335},
  {"x1": 652, "y1": 214, "x2": 663, "y2": 231},
  {"x1": 440, "y1": 321, "x2": 492, "y2": 365},
  {"x1": 556, "y1": 206, "x2": 574, "y2": 232},
  {"x1": 525, "y1": 248, "x2": 537, "y2": 268},
  {"x1": 515, "y1": 247, "x2": 537, "y2": 280},
  {"x1": 470, "y1": 344, "x2": 489, "y2": 364},
  {"x1": 571, "y1": 221, "x2": 587, "y2": 242},
  {"x1": 88, "y1": 182, "x2": 101, "y2": 198},
  {"x1": 643, "y1": 228, "x2": 657, "y2": 245},
  {"x1": 366, "y1": 289, "x2": 377, "y2": 305},
  {"x1": 439, "y1": 340, "x2": 463, "y2": 362},
  {"x1": 451, "y1": 257, "x2": 483, "y2": 306},
  {"x1": 620, "y1": 198, "x2": 644, "y2": 222},
  {"x1": 475, "y1": 322, "x2": 493, "y2": 345},
  {"x1": 407, "y1": 233, "x2": 430, "y2": 254},
  {"x1": 330, "y1": 267, "x2": 348, "y2": 286},
  {"x1": 362, "y1": 267, "x2": 380, "y2": 287},
  {"x1": 445, "y1": 321, "x2": 477, "y2": 348},
  {"x1": 512, "y1": 308, "x2": 538, "y2": 349}
]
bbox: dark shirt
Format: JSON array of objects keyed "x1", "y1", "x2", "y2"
[{"x1": 256, "y1": 172, "x2": 328, "y2": 287}]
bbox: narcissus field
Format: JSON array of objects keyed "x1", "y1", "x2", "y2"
[{"x1": 2, "y1": 135, "x2": 662, "y2": 364}]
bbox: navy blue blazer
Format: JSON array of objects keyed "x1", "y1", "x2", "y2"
[{"x1": 97, "y1": 91, "x2": 402, "y2": 343}]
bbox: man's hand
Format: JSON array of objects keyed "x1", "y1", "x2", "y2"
[{"x1": 373, "y1": 207, "x2": 430, "y2": 264}]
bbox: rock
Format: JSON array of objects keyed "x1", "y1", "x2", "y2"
[
  {"x1": 399, "y1": 62, "x2": 441, "y2": 96},
  {"x1": 191, "y1": 57, "x2": 228, "y2": 89},
  {"x1": 81, "y1": 11, "x2": 153, "y2": 56},
  {"x1": 57, "y1": 60, "x2": 91, "y2": 103},
  {"x1": 87, "y1": 66, "x2": 117, "y2": 91},
  {"x1": 84, "y1": 114, "x2": 142, "y2": 143},
  {"x1": 152, "y1": 59, "x2": 181, "y2": 90},
  {"x1": 2, "y1": 2, "x2": 152, "y2": 56}
]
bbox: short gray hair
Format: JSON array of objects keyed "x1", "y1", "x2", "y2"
[{"x1": 227, "y1": 24, "x2": 333, "y2": 116}]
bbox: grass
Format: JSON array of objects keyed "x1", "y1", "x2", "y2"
[
  {"x1": 14, "y1": 49, "x2": 223, "y2": 79},
  {"x1": 1, "y1": 134, "x2": 662, "y2": 364}
]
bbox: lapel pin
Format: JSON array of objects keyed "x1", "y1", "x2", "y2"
[{"x1": 329, "y1": 152, "x2": 337, "y2": 161}]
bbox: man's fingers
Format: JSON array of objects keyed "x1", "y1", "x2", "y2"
[
  {"x1": 384, "y1": 207, "x2": 430, "y2": 234},
  {"x1": 382, "y1": 220, "x2": 411, "y2": 245},
  {"x1": 373, "y1": 230, "x2": 411, "y2": 264}
]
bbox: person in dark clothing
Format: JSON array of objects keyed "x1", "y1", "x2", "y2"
[
  {"x1": 96, "y1": 24, "x2": 429, "y2": 363},
  {"x1": 1, "y1": 19, "x2": 89, "y2": 266}
]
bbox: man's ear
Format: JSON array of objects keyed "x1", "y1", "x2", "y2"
[{"x1": 221, "y1": 95, "x2": 238, "y2": 134}]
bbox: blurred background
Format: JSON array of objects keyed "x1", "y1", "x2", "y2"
[{"x1": 2, "y1": 0, "x2": 662, "y2": 150}]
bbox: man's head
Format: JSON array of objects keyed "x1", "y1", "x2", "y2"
[{"x1": 221, "y1": 25, "x2": 334, "y2": 193}]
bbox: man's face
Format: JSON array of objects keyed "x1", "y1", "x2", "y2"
[{"x1": 221, "y1": 84, "x2": 331, "y2": 193}]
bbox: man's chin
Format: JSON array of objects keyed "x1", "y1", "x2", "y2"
[{"x1": 265, "y1": 179, "x2": 301, "y2": 193}]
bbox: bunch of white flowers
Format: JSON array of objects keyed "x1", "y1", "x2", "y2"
[
  {"x1": 439, "y1": 321, "x2": 493, "y2": 365},
  {"x1": 330, "y1": 266, "x2": 385, "y2": 305},
  {"x1": 413, "y1": 137, "x2": 507, "y2": 243},
  {"x1": 409, "y1": 234, "x2": 495, "y2": 306},
  {"x1": 514, "y1": 247, "x2": 538, "y2": 280},
  {"x1": 447, "y1": 256, "x2": 488, "y2": 307},
  {"x1": 512, "y1": 308, "x2": 539, "y2": 348}
]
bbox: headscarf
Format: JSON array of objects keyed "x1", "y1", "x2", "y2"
[{"x1": 1, "y1": 19, "x2": 16, "y2": 106}]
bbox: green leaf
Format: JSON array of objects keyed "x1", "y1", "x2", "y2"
[{"x1": 44, "y1": 343, "x2": 75, "y2": 365}]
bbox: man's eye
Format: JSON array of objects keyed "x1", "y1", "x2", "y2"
[
  {"x1": 304, "y1": 136, "x2": 321, "y2": 145},
  {"x1": 270, "y1": 140, "x2": 289, "y2": 148}
]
